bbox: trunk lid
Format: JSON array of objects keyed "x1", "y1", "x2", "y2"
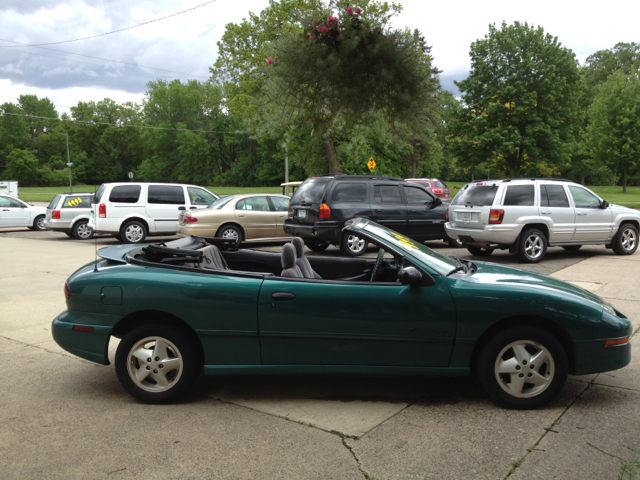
[{"x1": 288, "y1": 178, "x2": 332, "y2": 225}]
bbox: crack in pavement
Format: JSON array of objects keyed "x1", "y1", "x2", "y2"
[{"x1": 0, "y1": 334, "x2": 101, "y2": 366}]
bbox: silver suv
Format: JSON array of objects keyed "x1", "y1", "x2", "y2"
[
  {"x1": 445, "y1": 179, "x2": 639, "y2": 263},
  {"x1": 44, "y1": 193, "x2": 94, "y2": 240}
]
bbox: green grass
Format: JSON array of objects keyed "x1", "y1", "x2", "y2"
[{"x1": 16, "y1": 182, "x2": 640, "y2": 205}]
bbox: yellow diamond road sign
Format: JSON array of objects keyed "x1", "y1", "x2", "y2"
[{"x1": 367, "y1": 157, "x2": 376, "y2": 172}]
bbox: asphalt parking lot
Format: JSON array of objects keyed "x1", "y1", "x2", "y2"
[{"x1": 1, "y1": 226, "x2": 639, "y2": 479}]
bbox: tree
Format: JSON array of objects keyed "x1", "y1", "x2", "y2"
[
  {"x1": 258, "y1": 3, "x2": 440, "y2": 173},
  {"x1": 583, "y1": 43, "x2": 640, "y2": 92},
  {"x1": 585, "y1": 70, "x2": 640, "y2": 192},
  {"x1": 450, "y1": 22, "x2": 580, "y2": 178},
  {"x1": 3, "y1": 149, "x2": 39, "y2": 186}
]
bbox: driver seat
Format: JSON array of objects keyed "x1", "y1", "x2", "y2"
[
  {"x1": 281, "y1": 243, "x2": 304, "y2": 278},
  {"x1": 291, "y1": 237, "x2": 322, "y2": 279}
]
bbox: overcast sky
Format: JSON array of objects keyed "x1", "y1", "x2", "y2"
[{"x1": 1, "y1": 0, "x2": 637, "y2": 115}]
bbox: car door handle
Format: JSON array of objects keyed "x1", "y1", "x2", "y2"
[
  {"x1": 2, "y1": 209, "x2": 9, "y2": 211},
  {"x1": 237, "y1": 214, "x2": 245, "y2": 217},
  {"x1": 374, "y1": 209, "x2": 383, "y2": 213},
  {"x1": 541, "y1": 210, "x2": 551, "y2": 215},
  {"x1": 577, "y1": 211, "x2": 587, "y2": 216},
  {"x1": 409, "y1": 209, "x2": 417, "y2": 213},
  {"x1": 272, "y1": 292, "x2": 296, "y2": 301}
]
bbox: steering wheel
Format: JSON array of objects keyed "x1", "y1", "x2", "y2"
[{"x1": 370, "y1": 248, "x2": 386, "y2": 282}]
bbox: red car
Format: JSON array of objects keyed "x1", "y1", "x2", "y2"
[{"x1": 405, "y1": 178, "x2": 451, "y2": 200}]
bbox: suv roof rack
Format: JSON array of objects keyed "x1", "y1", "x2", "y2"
[
  {"x1": 324, "y1": 174, "x2": 404, "y2": 182},
  {"x1": 472, "y1": 178, "x2": 575, "y2": 184}
]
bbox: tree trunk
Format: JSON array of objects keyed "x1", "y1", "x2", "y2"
[
  {"x1": 508, "y1": 165, "x2": 517, "y2": 178},
  {"x1": 412, "y1": 157, "x2": 416, "y2": 177},
  {"x1": 321, "y1": 118, "x2": 341, "y2": 174},
  {"x1": 622, "y1": 175, "x2": 627, "y2": 193},
  {"x1": 580, "y1": 175, "x2": 585, "y2": 185}
]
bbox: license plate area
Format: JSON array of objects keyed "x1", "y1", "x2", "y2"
[
  {"x1": 462, "y1": 213, "x2": 472, "y2": 222},
  {"x1": 298, "y1": 209, "x2": 307, "y2": 219}
]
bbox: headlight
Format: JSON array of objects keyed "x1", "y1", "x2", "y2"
[{"x1": 602, "y1": 302, "x2": 616, "y2": 316}]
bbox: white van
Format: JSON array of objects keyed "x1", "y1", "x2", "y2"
[{"x1": 88, "y1": 183, "x2": 220, "y2": 243}]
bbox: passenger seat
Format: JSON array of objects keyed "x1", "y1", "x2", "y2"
[
  {"x1": 291, "y1": 237, "x2": 321, "y2": 279},
  {"x1": 281, "y1": 243, "x2": 303, "y2": 278}
]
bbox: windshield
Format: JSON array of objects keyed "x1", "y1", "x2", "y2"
[
  {"x1": 290, "y1": 178, "x2": 331, "y2": 204},
  {"x1": 451, "y1": 184, "x2": 500, "y2": 206},
  {"x1": 48, "y1": 195, "x2": 61, "y2": 209},
  {"x1": 362, "y1": 222, "x2": 459, "y2": 274},
  {"x1": 208, "y1": 196, "x2": 235, "y2": 209}
]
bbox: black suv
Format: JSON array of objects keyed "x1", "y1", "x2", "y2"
[{"x1": 284, "y1": 175, "x2": 459, "y2": 256}]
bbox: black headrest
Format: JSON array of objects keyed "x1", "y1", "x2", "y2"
[
  {"x1": 281, "y1": 243, "x2": 297, "y2": 269},
  {"x1": 291, "y1": 237, "x2": 305, "y2": 257}
]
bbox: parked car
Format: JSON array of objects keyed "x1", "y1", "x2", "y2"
[
  {"x1": 88, "y1": 183, "x2": 220, "y2": 244},
  {"x1": 176, "y1": 194, "x2": 292, "y2": 243},
  {"x1": 0, "y1": 194, "x2": 46, "y2": 230},
  {"x1": 52, "y1": 217, "x2": 631, "y2": 409},
  {"x1": 405, "y1": 178, "x2": 452, "y2": 201},
  {"x1": 284, "y1": 175, "x2": 460, "y2": 256},
  {"x1": 445, "y1": 178, "x2": 640, "y2": 263},
  {"x1": 44, "y1": 193, "x2": 94, "y2": 240}
]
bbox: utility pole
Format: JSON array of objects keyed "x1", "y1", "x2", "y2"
[
  {"x1": 44, "y1": 127, "x2": 73, "y2": 193},
  {"x1": 284, "y1": 141, "x2": 289, "y2": 196}
]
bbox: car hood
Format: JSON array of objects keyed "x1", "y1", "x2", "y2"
[
  {"x1": 461, "y1": 261, "x2": 606, "y2": 306},
  {"x1": 97, "y1": 244, "x2": 141, "y2": 264},
  {"x1": 610, "y1": 203, "x2": 640, "y2": 216}
]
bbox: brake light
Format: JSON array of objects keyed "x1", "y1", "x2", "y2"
[
  {"x1": 476, "y1": 183, "x2": 483, "y2": 186},
  {"x1": 73, "y1": 326, "x2": 94, "y2": 333},
  {"x1": 446, "y1": 208, "x2": 449, "y2": 222},
  {"x1": 52, "y1": 210, "x2": 60, "y2": 220},
  {"x1": 489, "y1": 209, "x2": 505, "y2": 224},
  {"x1": 432, "y1": 188, "x2": 443, "y2": 195},
  {"x1": 183, "y1": 216, "x2": 198, "y2": 223},
  {"x1": 64, "y1": 282, "x2": 71, "y2": 300},
  {"x1": 319, "y1": 203, "x2": 331, "y2": 218},
  {"x1": 99, "y1": 204, "x2": 106, "y2": 218}
]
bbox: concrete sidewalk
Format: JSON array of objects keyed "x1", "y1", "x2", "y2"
[{"x1": 0, "y1": 235, "x2": 638, "y2": 479}]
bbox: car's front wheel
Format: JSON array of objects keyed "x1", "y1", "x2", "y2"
[
  {"x1": 120, "y1": 221, "x2": 147, "y2": 244},
  {"x1": 341, "y1": 233, "x2": 368, "y2": 256},
  {"x1": 115, "y1": 324, "x2": 200, "y2": 404},
  {"x1": 305, "y1": 240, "x2": 330, "y2": 251},
  {"x1": 518, "y1": 228, "x2": 547, "y2": 263},
  {"x1": 612, "y1": 223, "x2": 638, "y2": 256},
  {"x1": 72, "y1": 220, "x2": 93, "y2": 240},
  {"x1": 30, "y1": 215, "x2": 46, "y2": 231},
  {"x1": 467, "y1": 245, "x2": 494, "y2": 256},
  {"x1": 477, "y1": 326, "x2": 568, "y2": 409}
]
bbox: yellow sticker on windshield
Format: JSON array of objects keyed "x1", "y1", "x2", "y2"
[
  {"x1": 390, "y1": 231, "x2": 418, "y2": 249},
  {"x1": 67, "y1": 197, "x2": 83, "y2": 207}
]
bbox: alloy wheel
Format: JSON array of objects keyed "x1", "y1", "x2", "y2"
[
  {"x1": 36, "y1": 217, "x2": 45, "y2": 230},
  {"x1": 494, "y1": 340, "x2": 555, "y2": 398},
  {"x1": 523, "y1": 234, "x2": 544, "y2": 260},
  {"x1": 125, "y1": 224, "x2": 144, "y2": 242},
  {"x1": 222, "y1": 229, "x2": 239, "y2": 240},
  {"x1": 621, "y1": 227, "x2": 637, "y2": 253},
  {"x1": 346, "y1": 234, "x2": 366, "y2": 254},
  {"x1": 76, "y1": 223, "x2": 92, "y2": 239},
  {"x1": 126, "y1": 336, "x2": 184, "y2": 393}
]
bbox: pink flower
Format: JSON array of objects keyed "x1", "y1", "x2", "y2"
[
  {"x1": 346, "y1": 6, "x2": 353, "y2": 15},
  {"x1": 355, "y1": 7, "x2": 362, "y2": 15},
  {"x1": 307, "y1": 32, "x2": 316, "y2": 41},
  {"x1": 316, "y1": 25, "x2": 329, "y2": 33},
  {"x1": 328, "y1": 15, "x2": 339, "y2": 22},
  {"x1": 266, "y1": 57, "x2": 273, "y2": 65},
  {"x1": 327, "y1": 21, "x2": 334, "y2": 28}
]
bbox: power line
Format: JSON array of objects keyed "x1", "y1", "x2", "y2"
[
  {"x1": 0, "y1": 39, "x2": 211, "y2": 80},
  {"x1": 0, "y1": 111, "x2": 246, "y2": 135},
  {"x1": 0, "y1": 0, "x2": 220, "y2": 49}
]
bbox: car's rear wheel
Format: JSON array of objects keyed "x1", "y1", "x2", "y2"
[
  {"x1": 217, "y1": 224, "x2": 244, "y2": 243},
  {"x1": 72, "y1": 220, "x2": 93, "y2": 240},
  {"x1": 305, "y1": 240, "x2": 330, "y2": 252},
  {"x1": 477, "y1": 326, "x2": 568, "y2": 409},
  {"x1": 446, "y1": 237, "x2": 463, "y2": 248},
  {"x1": 518, "y1": 228, "x2": 547, "y2": 263},
  {"x1": 562, "y1": 245, "x2": 582, "y2": 251},
  {"x1": 120, "y1": 221, "x2": 147, "y2": 244},
  {"x1": 115, "y1": 324, "x2": 200, "y2": 404},
  {"x1": 341, "y1": 233, "x2": 368, "y2": 256},
  {"x1": 30, "y1": 215, "x2": 46, "y2": 231},
  {"x1": 467, "y1": 245, "x2": 494, "y2": 256},
  {"x1": 612, "y1": 224, "x2": 638, "y2": 256}
]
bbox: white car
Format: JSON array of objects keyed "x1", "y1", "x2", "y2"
[
  {"x1": 445, "y1": 178, "x2": 640, "y2": 263},
  {"x1": 0, "y1": 194, "x2": 46, "y2": 230},
  {"x1": 88, "y1": 183, "x2": 220, "y2": 244}
]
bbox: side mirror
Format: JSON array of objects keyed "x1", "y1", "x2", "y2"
[
  {"x1": 398, "y1": 266, "x2": 435, "y2": 287},
  {"x1": 434, "y1": 197, "x2": 442, "y2": 206},
  {"x1": 600, "y1": 200, "x2": 610, "y2": 209}
]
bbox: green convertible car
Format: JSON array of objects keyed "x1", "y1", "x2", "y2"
[{"x1": 52, "y1": 218, "x2": 632, "y2": 409}]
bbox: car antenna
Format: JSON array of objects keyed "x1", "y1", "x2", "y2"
[{"x1": 94, "y1": 183, "x2": 99, "y2": 272}]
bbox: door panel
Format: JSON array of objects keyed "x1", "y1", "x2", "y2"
[
  {"x1": 235, "y1": 196, "x2": 277, "y2": 239},
  {"x1": 0, "y1": 196, "x2": 29, "y2": 227},
  {"x1": 269, "y1": 196, "x2": 292, "y2": 238},
  {"x1": 258, "y1": 277, "x2": 457, "y2": 367},
  {"x1": 145, "y1": 185, "x2": 186, "y2": 233},
  {"x1": 403, "y1": 186, "x2": 445, "y2": 239},
  {"x1": 370, "y1": 185, "x2": 408, "y2": 234},
  {"x1": 568, "y1": 186, "x2": 613, "y2": 241},
  {"x1": 538, "y1": 184, "x2": 574, "y2": 242}
]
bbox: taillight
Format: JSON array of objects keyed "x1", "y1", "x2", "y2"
[
  {"x1": 52, "y1": 210, "x2": 60, "y2": 219},
  {"x1": 446, "y1": 208, "x2": 449, "y2": 222},
  {"x1": 183, "y1": 215, "x2": 198, "y2": 223},
  {"x1": 73, "y1": 326, "x2": 94, "y2": 333},
  {"x1": 64, "y1": 282, "x2": 71, "y2": 300},
  {"x1": 319, "y1": 203, "x2": 331, "y2": 218},
  {"x1": 489, "y1": 209, "x2": 504, "y2": 224},
  {"x1": 287, "y1": 202, "x2": 291, "y2": 211},
  {"x1": 432, "y1": 188, "x2": 443, "y2": 195},
  {"x1": 99, "y1": 204, "x2": 106, "y2": 218}
]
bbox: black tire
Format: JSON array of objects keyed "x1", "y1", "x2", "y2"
[
  {"x1": 114, "y1": 234, "x2": 123, "y2": 241},
  {"x1": 216, "y1": 224, "x2": 244, "y2": 243},
  {"x1": 562, "y1": 245, "x2": 582, "y2": 251},
  {"x1": 341, "y1": 232, "x2": 368, "y2": 256},
  {"x1": 476, "y1": 325, "x2": 568, "y2": 409},
  {"x1": 467, "y1": 245, "x2": 494, "y2": 256},
  {"x1": 446, "y1": 237, "x2": 464, "y2": 248},
  {"x1": 612, "y1": 223, "x2": 639, "y2": 256},
  {"x1": 115, "y1": 324, "x2": 200, "y2": 404},
  {"x1": 31, "y1": 215, "x2": 46, "y2": 231},
  {"x1": 305, "y1": 240, "x2": 330, "y2": 252},
  {"x1": 65, "y1": 232, "x2": 74, "y2": 238},
  {"x1": 72, "y1": 220, "x2": 94, "y2": 240},
  {"x1": 517, "y1": 228, "x2": 547, "y2": 263},
  {"x1": 120, "y1": 221, "x2": 147, "y2": 244}
]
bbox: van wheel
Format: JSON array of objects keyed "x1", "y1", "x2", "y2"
[
  {"x1": 612, "y1": 224, "x2": 638, "y2": 256},
  {"x1": 121, "y1": 221, "x2": 147, "y2": 244},
  {"x1": 518, "y1": 228, "x2": 547, "y2": 263},
  {"x1": 467, "y1": 246, "x2": 494, "y2": 256},
  {"x1": 72, "y1": 220, "x2": 94, "y2": 240},
  {"x1": 341, "y1": 233, "x2": 368, "y2": 256}
]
